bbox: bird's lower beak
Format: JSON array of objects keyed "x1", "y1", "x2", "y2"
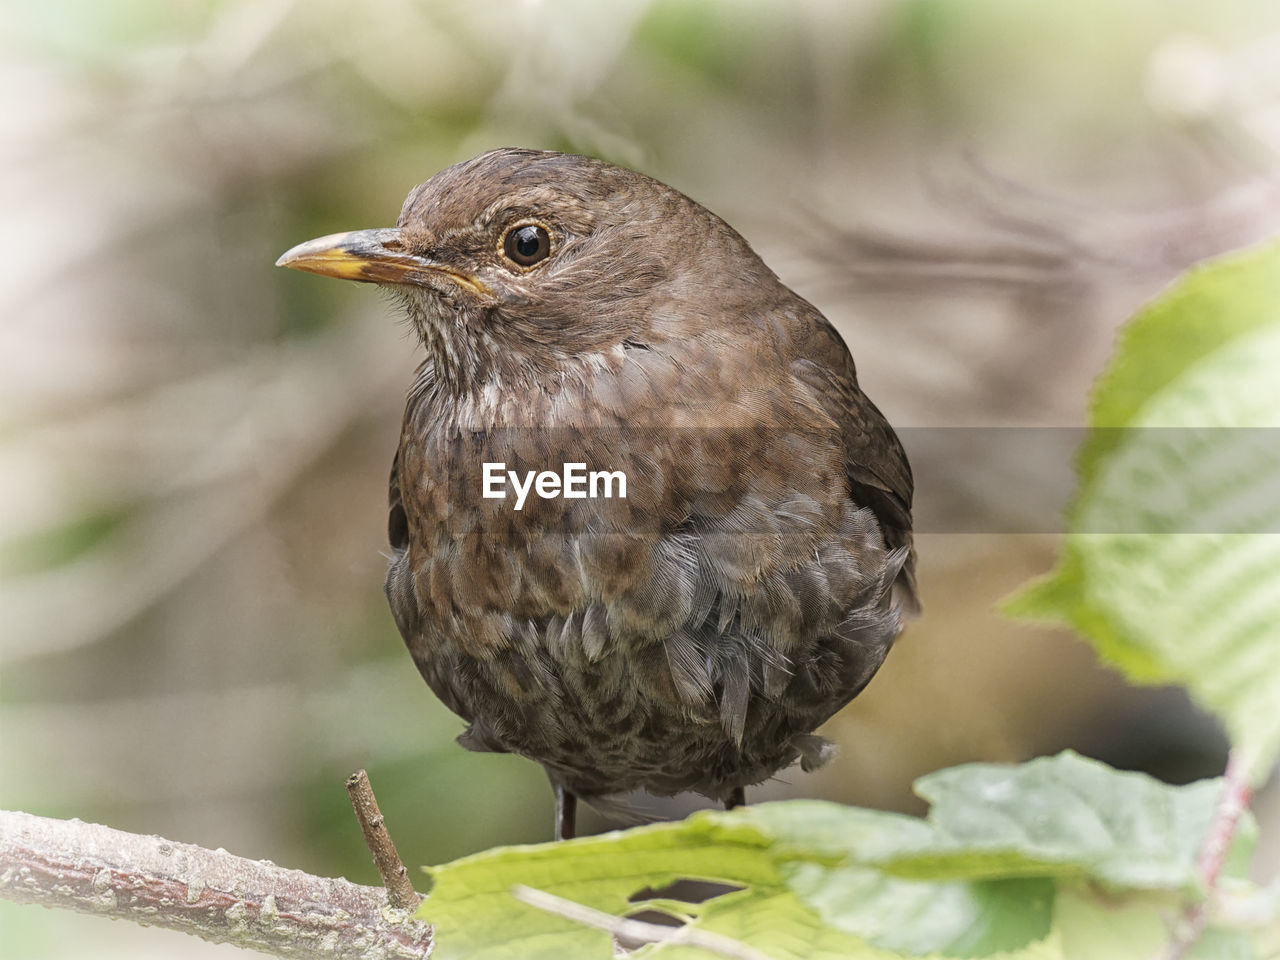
[{"x1": 275, "y1": 228, "x2": 489, "y2": 295}]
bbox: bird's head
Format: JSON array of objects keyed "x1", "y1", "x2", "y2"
[{"x1": 277, "y1": 148, "x2": 764, "y2": 392}]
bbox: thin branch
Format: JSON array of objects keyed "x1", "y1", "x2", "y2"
[
  {"x1": 1, "y1": 322, "x2": 404, "y2": 668},
  {"x1": 799, "y1": 171, "x2": 1280, "y2": 297},
  {"x1": 1196, "y1": 751, "x2": 1253, "y2": 890},
  {"x1": 0, "y1": 809, "x2": 431, "y2": 960},
  {"x1": 346, "y1": 769, "x2": 420, "y2": 913},
  {"x1": 1160, "y1": 749, "x2": 1254, "y2": 960},
  {"x1": 513, "y1": 883, "x2": 774, "y2": 960}
]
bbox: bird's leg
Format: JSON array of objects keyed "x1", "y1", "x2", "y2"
[
  {"x1": 725, "y1": 786, "x2": 746, "y2": 810},
  {"x1": 554, "y1": 784, "x2": 578, "y2": 841}
]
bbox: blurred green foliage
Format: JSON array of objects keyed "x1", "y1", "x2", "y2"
[{"x1": 1008, "y1": 240, "x2": 1280, "y2": 781}]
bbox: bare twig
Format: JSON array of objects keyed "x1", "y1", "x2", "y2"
[
  {"x1": 0, "y1": 809, "x2": 431, "y2": 960},
  {"x1": 801, "y1": 171, "x2": 1280, "y2": 296},
  {"x1": 513, "y1": 883, "x2": 773, "y2": 960},
  {"x1": 346, "y1": 769, "x2": 420, "y2": 913},
  {"x1": 1, "y1": 323, "x2": 404, "y2": 668},
  {"x1": 1159, "y1": 749, "x2": 1254, "y2": 960},
  {"x1": 1196, "y1": 751, "x2": 1253, "y2": 890}
]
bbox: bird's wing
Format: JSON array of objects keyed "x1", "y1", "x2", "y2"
[
  {"x1": 387, "y1": 444, "x2": 409, "y2": 552},
  {"x1": 793, "y1": 314, "x2": 918, "y2": 611}
]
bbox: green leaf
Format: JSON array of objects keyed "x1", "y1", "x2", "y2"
[
  {"x1": 780, "y1": 865, "x2": 1054, "y2": 957},
  {"x1": 419, "y1": 752, "x2": 1244, "y2": 959},
  {"x1": 737, "y1": 752, "x2": 1250, "y2": 890},
  {"x1": 1052, "y1": 887, "x2": 1257, "y2": 960},
  {"x1": 642, "y1": 885, "x2": 895, "y2": 960},
  {"x1": 1005, "y1": 240, "x2": 1280, "y2": 780},
  {"x1": 419, "y1": 820, "x2": 777, "y2": 959},
  {"x1": 906, "y1": 752, "x2": 1244, "y2": 888}
]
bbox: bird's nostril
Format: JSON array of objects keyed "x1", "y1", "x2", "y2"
[{"x1": 381, "y1": 237, "x2": 405, "y2": 252}]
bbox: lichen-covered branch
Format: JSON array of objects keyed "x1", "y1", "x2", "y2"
[{"x1": 0, "y1": 809, "x2": 432, "y2": 959}]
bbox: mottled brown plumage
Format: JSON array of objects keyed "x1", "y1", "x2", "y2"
[{"x1": 277, "y1": 148, "x2": 916, "y2": 839}]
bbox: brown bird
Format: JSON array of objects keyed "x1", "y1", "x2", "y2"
[{"x1": 277, "y1": 148, "x2": 916, "y2": 840}]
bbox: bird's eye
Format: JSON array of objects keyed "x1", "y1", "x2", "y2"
[{"x1": 502, "y1": 224, "x2": 551, "y2": 267}]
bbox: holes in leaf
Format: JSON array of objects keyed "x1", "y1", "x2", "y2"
[
  {"x1": 628, "y1": 879, "x2": 744, "y2": 905},
  {"x1": 617, "y1": 909, "x2": 685, "y2": 953},
  {"x1": 615, "y1": 879, "x2": 746, "y2": 954}
]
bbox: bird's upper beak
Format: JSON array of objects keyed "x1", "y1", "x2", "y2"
[{"x1": 275, "y1": 228, "x2": 490, "y2": 296}]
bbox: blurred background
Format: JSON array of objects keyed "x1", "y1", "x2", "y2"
[{"x1": 3, "y1": 0, "x2": 1280, "y2": 956}]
